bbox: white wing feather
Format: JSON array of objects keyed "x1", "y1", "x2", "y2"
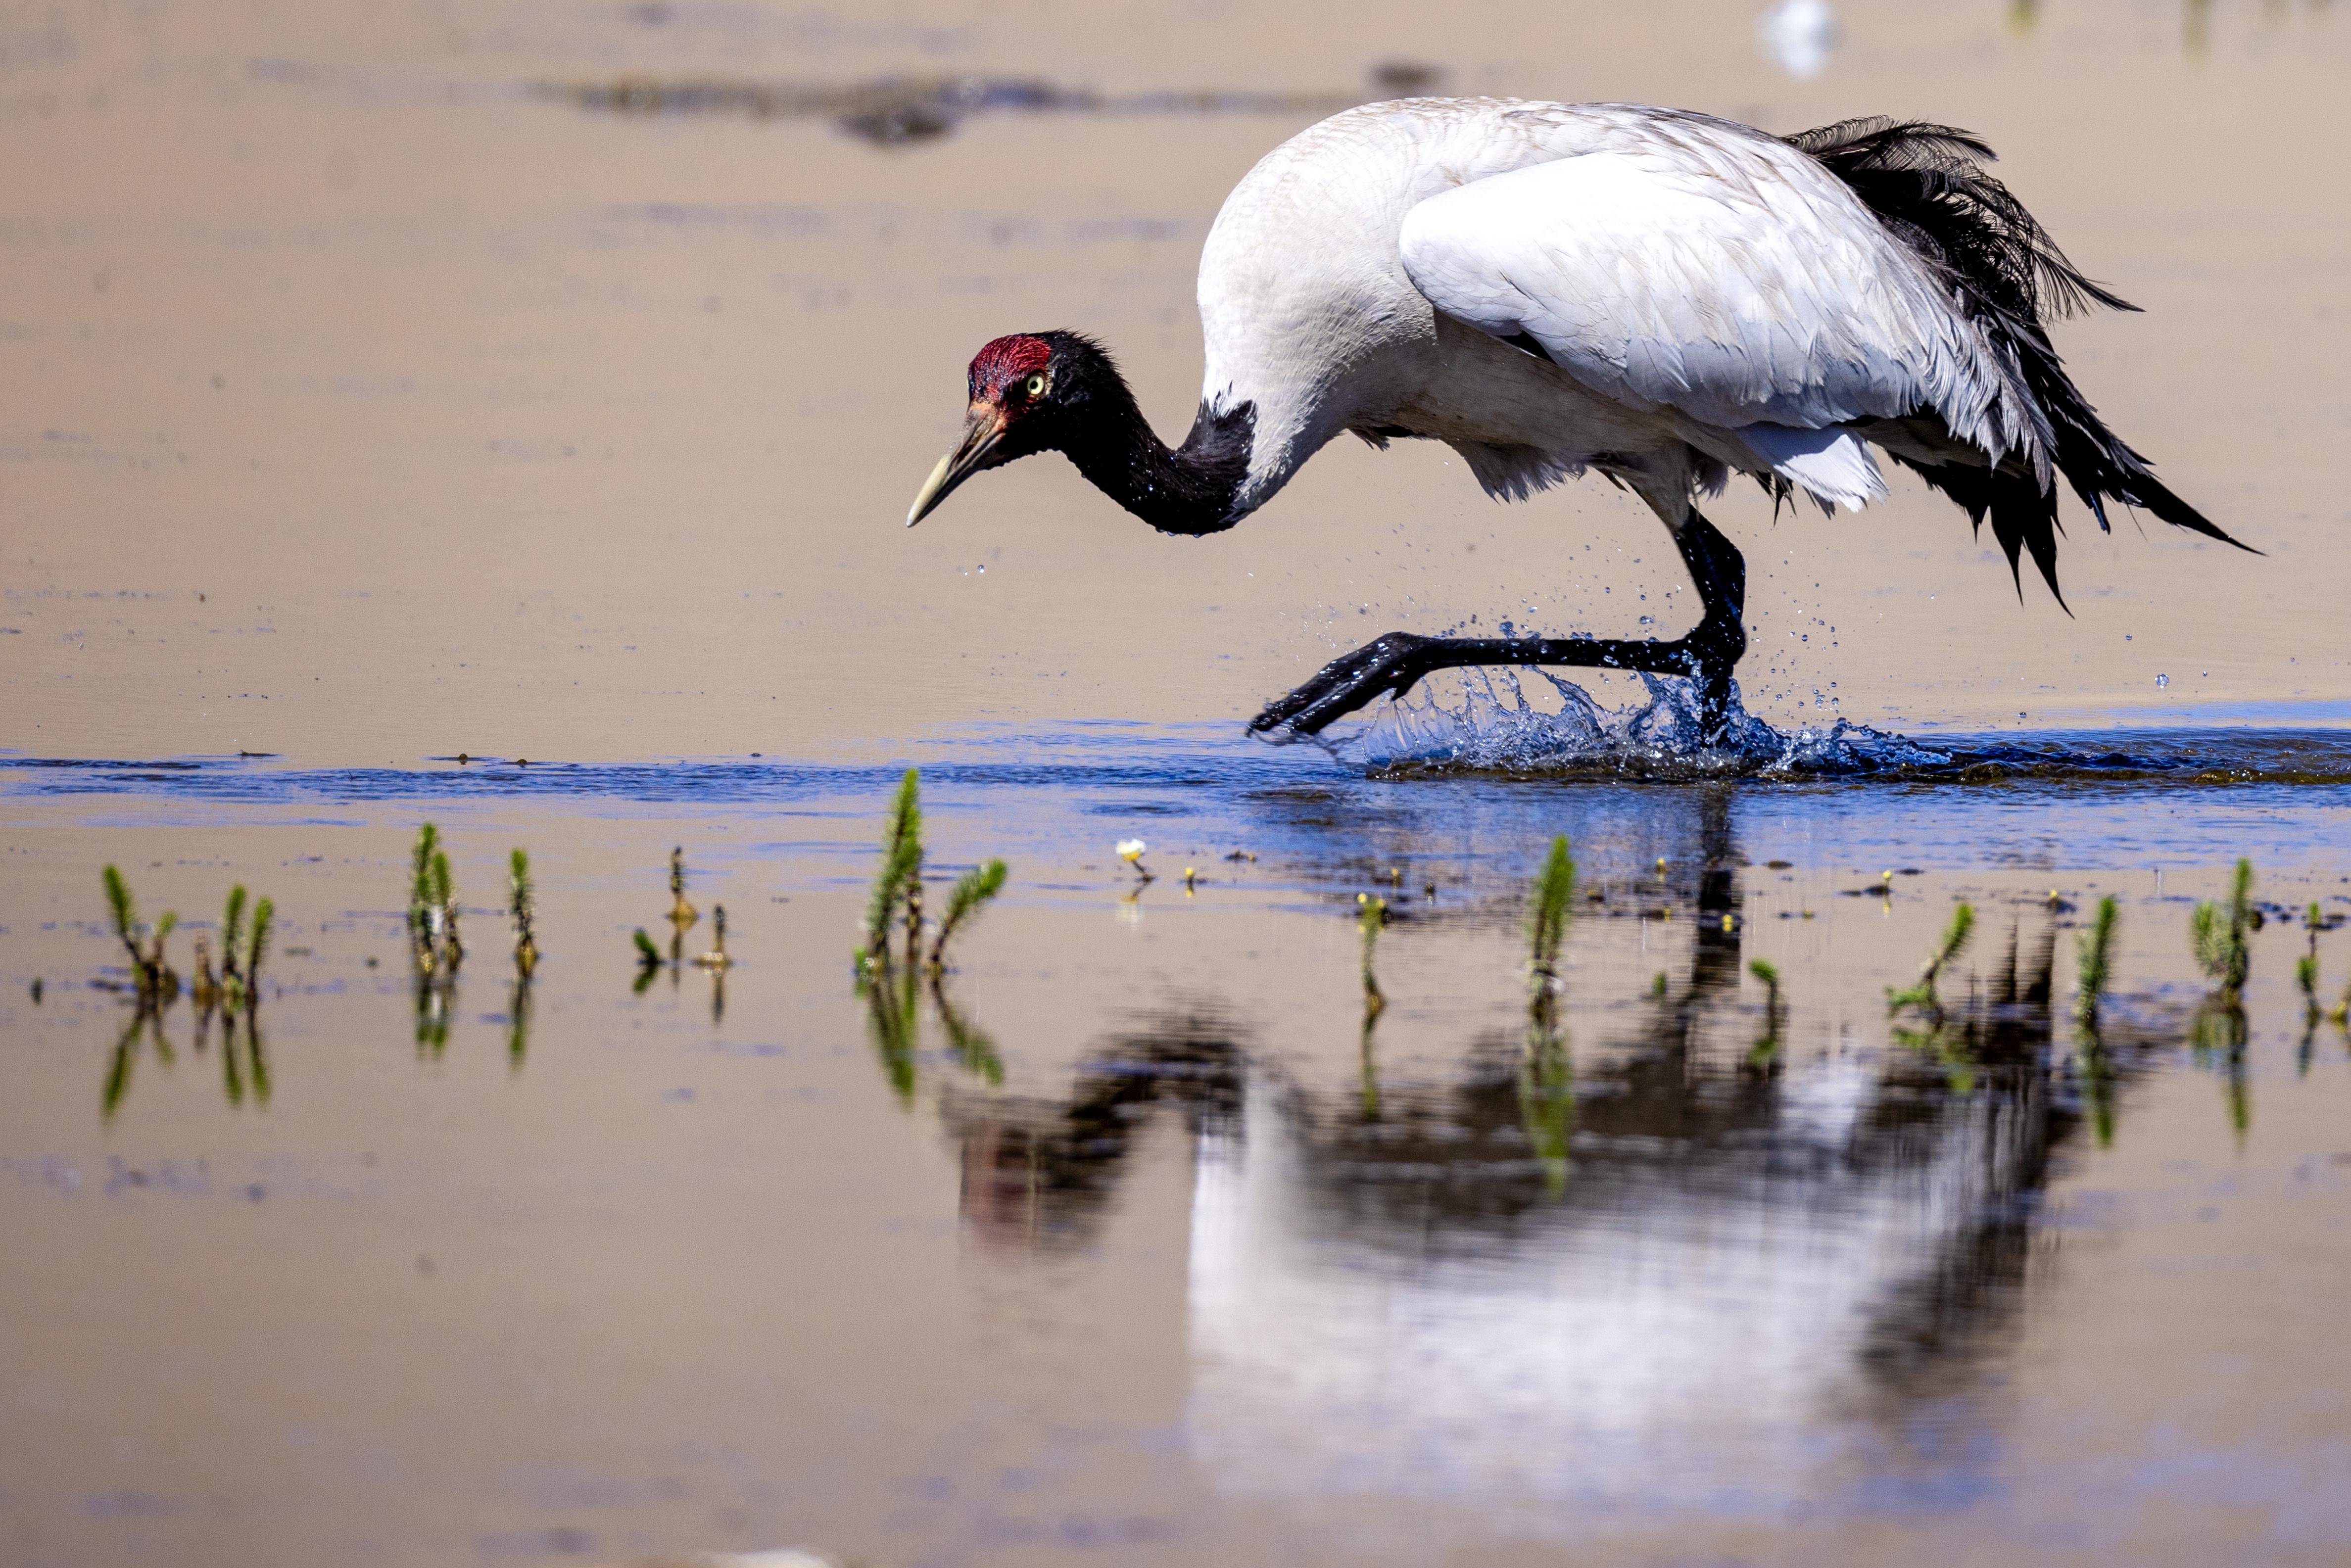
[{"x1": 1396, "y1": 148, "x2": 2019, "y2": 491}]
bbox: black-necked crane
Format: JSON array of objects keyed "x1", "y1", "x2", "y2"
[{"x1": 905, "y1": 100, "x2": 2246, "y2": 739}]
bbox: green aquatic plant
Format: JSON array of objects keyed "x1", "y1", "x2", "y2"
[
  {"x1": 860, "y1": 961, "x2": 920, "y2": 1106},
  {"x1": 1357, "y1": 893, "x2": 1389, "y2": 1015},
  {"x1": 191, "y1": 935, "x2": 219, "y2": 1009},
  {"x1": 407, "y1": 823, "x2": 439, "y2": 942},
  {"x1": 2185, "y1": 869, "x2": 2254, "y2": 1140},
  {"x1": 509, "y1": 849, "x2": 538, "y2": 978},
  {"x1": 1893, "y1": 1019, "x2": 1979, "y2": 1096},
  {"x1": 929, "y1": 975, "x2": 1004, "y2": 1088},
  {"x1": 406, "y1": 825, "x2": 463, "y2": 978},
  {"x1": 102, "y1": 1006, "x2": 164, "y2": 1121},
  {"x1": 2297, "y1": 901, "x2": 2321, "y2": 1014},
  {"x1": 102, "y1": 864, "x2": 140, "y2": 963},
  {"x1": 2188, "y1": 999, "x2": 2251, "y2": 1143},
  {"x1": 245, "y1": 897, "x2": 273, "y2": 998},
  {"x1": 2074, "y1": 894, "x2": 2119, "y2": 1028},
  {"x1": 928, "y1": 858, "x2": 1008, "y2": 972},
  {"x1": 413, "y1": 971, "x2": 450, "y2": 1055},
  {"x1": 431, "y1": 850, "x2": 462, "y2": 970},
  {"x1": 668, "y1": 845, "x2": 698, "y2": 928},
  {"x1": 1520, "y1": 1015, "x2": 1575, "y2": 1195},
  {"x1": 1526, "y1": 836, "x2": 1575, "y2": 1010},
  {"x1": 631, "y1": 927, "x2": 663, "y2": 993},
  {"x1": 630, "y1": 926, "x2": 668, "y2": 987},
  {"x1": 695, "y1": 904, "x2": 734, "y2": 969},
  {"x1": 1888, "y1": 903, "x2": 1975, "y2": 1017},
  {"x1": 220, "y1": 885, "x2": 248, "y2": 993},
  {"x1": 1746, "y1": 958, "x2": 1785, "y2": 1072},
  {"x1": 507, "y1": 976, "x2": 533, "y2": 1070},
  {"x1": 2190, "y1": 857, "x2": 2254, "y2": 1000},
  {"x1": 864, "y1": 769, "x2": 924, "y2": 963},
  {"x1": 221, "y1": 1003, "x2": 270, "y2": 1109},
  {"x1": 101, "y1": 865, "x2": 179, "y2": 999}
]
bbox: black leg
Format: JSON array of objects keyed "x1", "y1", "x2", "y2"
[{"x1": 1249, "y1": 510, "x2": 1749, "y2": 740}]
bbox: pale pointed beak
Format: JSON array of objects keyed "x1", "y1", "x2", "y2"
[{"x1": 906, "y1": 404, "x2": 1006, "y2": 527}]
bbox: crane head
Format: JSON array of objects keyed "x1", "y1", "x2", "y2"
[{"x1": 906, "y1": 331, "x2": 1095, "y2": 526}]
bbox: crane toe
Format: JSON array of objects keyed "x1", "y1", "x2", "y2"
[{"x1": 1248, "y1": 633, "x2": 1434, "y2": 738}]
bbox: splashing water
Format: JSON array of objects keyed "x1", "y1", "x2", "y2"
[{"x1": 1327, "y1": 669, "x2": 1961, "y2": 778}]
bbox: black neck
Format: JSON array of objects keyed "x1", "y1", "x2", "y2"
[{"x1": 1062, "y1": 384, "x2": 1254, "y2": 538}]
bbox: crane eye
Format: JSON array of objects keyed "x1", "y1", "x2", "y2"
[{"x1": 1024, "y1": 374, "x2": 1047, "y2": 398}]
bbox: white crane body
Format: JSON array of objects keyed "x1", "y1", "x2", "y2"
[
  {"x1": 1197, "y1": 99, "x2": 2029, "y2": 523},
  {"x1": 907, "y1": 98, "x2": 2241, "y2": 740}
]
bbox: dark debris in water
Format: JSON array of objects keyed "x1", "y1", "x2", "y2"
[{"x1": 544, "y1": 64, "x2": 1443, "y2": 146}]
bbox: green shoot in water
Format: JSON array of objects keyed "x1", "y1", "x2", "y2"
[
  {"x1": 1527, "y1": 836, "x2": 1575, "y2": 1009},
  {"x1": 929, "y1": 976, "x2": 1004, "y2": 1088},
  {"x1": 431, "y1": 850, "x2": 462, "y2": 969},
  {"x1": 100, "y1": 865, "x2": 179, "y2": 999},
  {"x1": 220, "y1": 885, "x2": 248, "y2": 989},
  {"x1": 1747, "y1": 959, "x2": 1785, "y2": 1071},
  {"x1": 1358, "y1": 893, "x2": 1389, "y2": 1015},
  {"x1": 245, "y1": 898, "x2": 273, "y2": 997},
  {"x1": 864, "y1": 768, "x2": 924, "y2": 962},
  {"x1": 102, "y1": 865, "x2": 140, "y2": 965},
  {"x1": 2075, "y1": 895, "x2": 2119, "y2": 1028},
  {"x1": 668, "y1": 846, "x2": 698, "y2": 928},
  {"x1": 408, "y1": 824, "x2": 439, "y2": 933},
  {"x1": 927, "y1": 858, "x2": 1007, "y2": 972},
  {"x1": 510, "y1": 848, "x2": 538, "y2": 978},
  {"x1": 191, "y1": 935, "x2": 219, "y2": 1006},
  {"x1": 2191, "y1": 858, "x2": 2254, "y2": 999},
  {"x1": 406, "y1": 824, "x2": 463, "y2": 977},
  {"x1": 695, "y1": 904, "x2": 733, "y2": 969},
  {"x1": 2297, "y1": 901, "x2": 2321, "y2": 1011},
  {"x1": 1888, "y1": 903, "x2": 1975, "y2": 1015}
]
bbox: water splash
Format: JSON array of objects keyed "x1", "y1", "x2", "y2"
[{"x1": 1337, "y1": 670, "x2": 1993, "y2": 779}]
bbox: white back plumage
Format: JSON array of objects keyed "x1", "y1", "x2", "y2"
[{"x1": 1195, "y1": 99, "x2": 2037, "y2": 519}]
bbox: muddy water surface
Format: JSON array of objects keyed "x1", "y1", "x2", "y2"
[{"x1": 5, "y1": 0, "x2": 2351, "y2": 1565}]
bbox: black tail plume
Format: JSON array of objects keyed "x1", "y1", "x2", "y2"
[{"x1": 1791, "y1": 116, "x2": 2253, "y2": 601}]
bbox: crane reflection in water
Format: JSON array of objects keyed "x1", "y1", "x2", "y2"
[{"x1": 929, "y1": 817, "x2": 2171, "y2": 1515}]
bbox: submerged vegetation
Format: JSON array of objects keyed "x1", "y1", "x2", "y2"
[
  {"x1": 669, "y1": 846, "x2": 698, "y2": 930},
  {"x1": 930, "y1": 860, "x2": 1008, "y2": 973},
  {"x1": 94, "y1": 866, "x2": 275, "y2": 1119},
  {"x1": 1888, "y1": 903, "x2": 1976, "y2": 1018},
  {"x1": 1357, "y1": 893, "x2": 1389, "y2": 1015},
  {"x1": 406, "y1": 825, "x2": 463, "y2": 978},
  {"x1": 102, "y1": 866, "x2": 178, "y2": 1002},
  {"x1": 1746, "y1": 958, "x2": 1785, "y2": 1073},
  {"x1": 864, "y1": 769, "x2": 924, "y2": 963},
  {"x1": 2187, "y1": 859, "x2": 2257, "y2": 1139},
  {"x1": 1526, "y1": 836, "x2": 1575, "y2": 1014},
  {"x1": 849, "y1": 769, "x2": 1015, "y2": 1105},
  {"x1": 2191, "y1": 857, "x2": 2255, "y2": 1000},
  {"x1": 2075, "y1": 895, "x2": 2120, "y2": 1028},
  {"x1": 695, "y1": 905, "x2": 734, "y2": 970},
  {"x1": 510, "y1": 849, "x2": 539, "y2": 978},
  {"x1": 2071, "y1": 896, "x2": 2123, "y2": 1146},
  {"x1": 77, "y1": 822, "x2": 2328, "y2": 1151}
]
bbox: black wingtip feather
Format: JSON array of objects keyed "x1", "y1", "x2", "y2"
[{"x1": 1796, "y1": 117, "x2": 2253, "y2": 586}]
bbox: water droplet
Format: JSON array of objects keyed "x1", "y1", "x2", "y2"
[{"x1": 2156, "y1": 673, "x2": 2169, "y2": 688}]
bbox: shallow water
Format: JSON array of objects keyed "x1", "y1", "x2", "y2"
[
  {"x1": 5, "y1": 0, "x2": 2351, "y2": 1563},
  {"x1": 7, "y1": 726, "x2": 2351, "y2": 1566}
]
